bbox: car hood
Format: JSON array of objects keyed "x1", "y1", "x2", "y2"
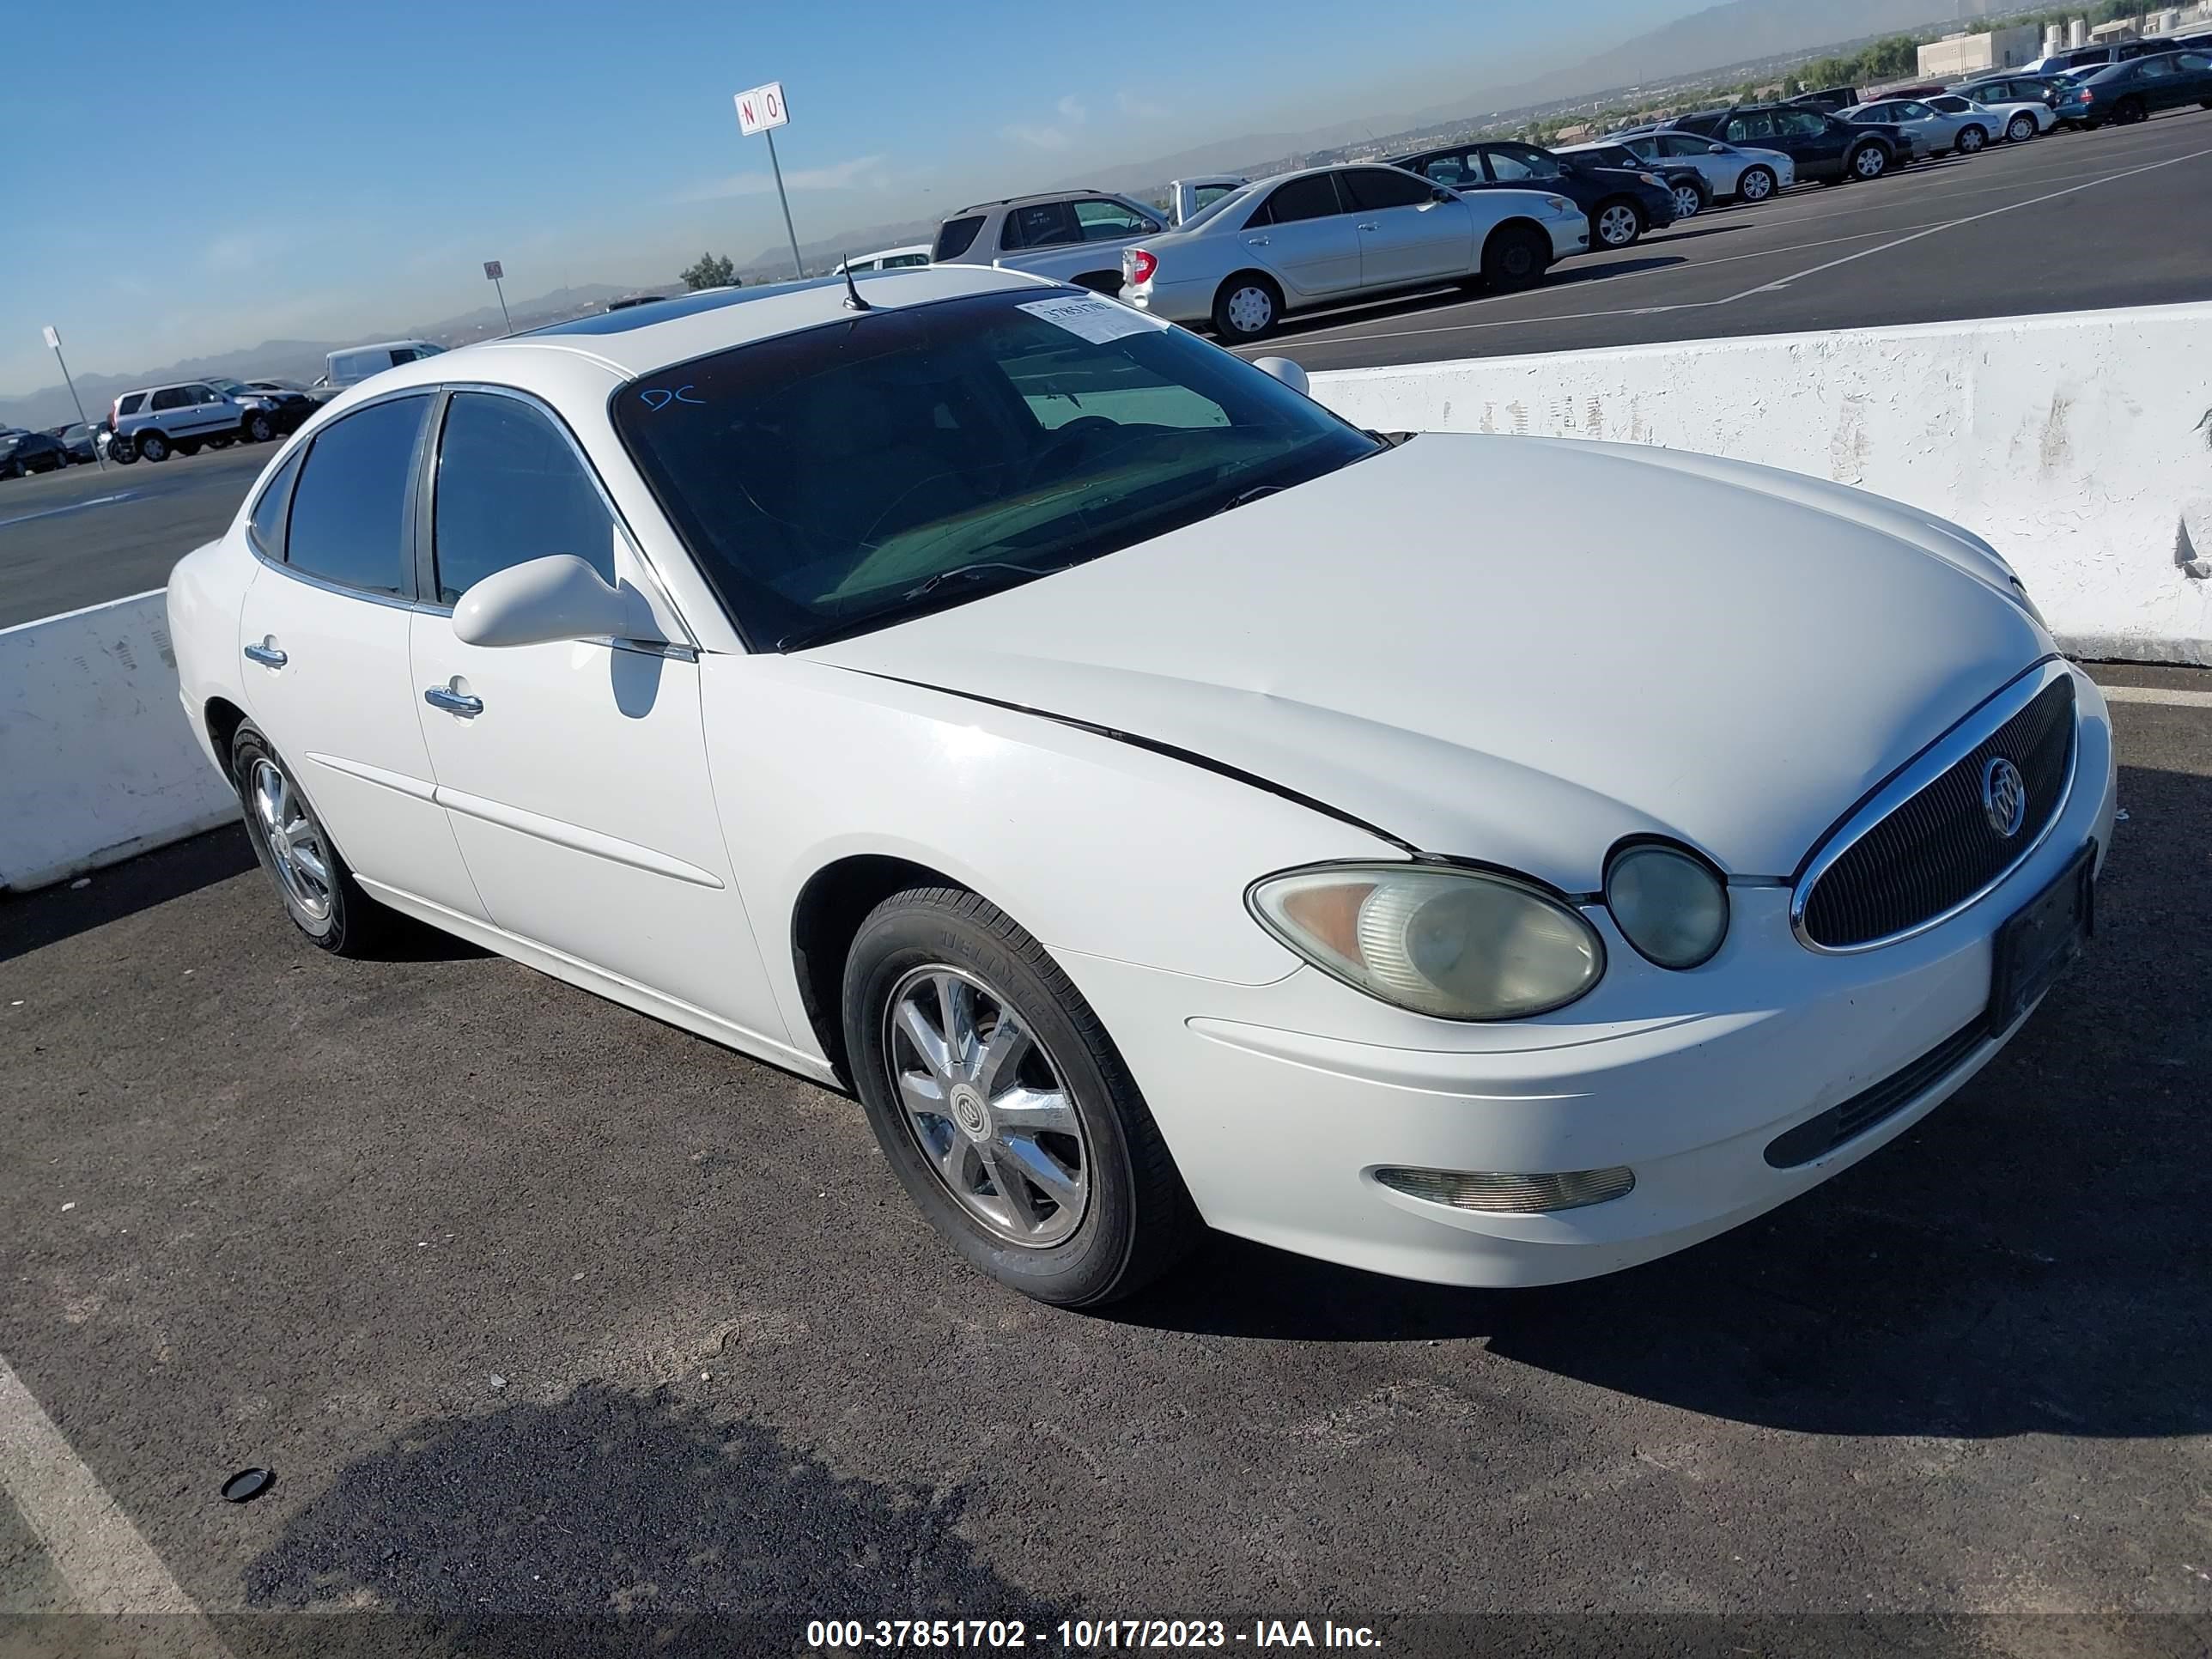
[{"x1": 808, "y1": 435, "x2": 2048, "y2": 887}]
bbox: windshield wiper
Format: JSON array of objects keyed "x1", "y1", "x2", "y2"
[
  {"x1": 896, "y1": 560, "x2": 1053, "y2": 601},
  {"x1": 1212, "y1": 483, "x2": 1286, "y2": 518}
]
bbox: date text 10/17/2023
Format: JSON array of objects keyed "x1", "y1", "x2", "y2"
[{"x1": 805, "y1": 1620, "x2": 1382, "y2": 1650}]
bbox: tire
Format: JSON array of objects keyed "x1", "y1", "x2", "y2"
[
  {"x1": 842, "y1": 886, "x2": 1200, "y2": 1307},
  {"x1": 1737, "y1": 165, "x2": 1777, "y2": 203},
  {"x1": 1480, "y1": 222, "x2": 1550, "y2": 291},
  {"x1": 2008, "y1": 114, "x2": 2037, "y2": 143},
  {"x1": 109, "y1": 441, "x2": 136, "y2": 465},
  {"x1": 1850, "y1": 142, "x2": 1888, "y2": 180},
  {"x1": 2116, "y1": 97, "x2": 2148, "y2": 125},
  {"x1": 231, "y1": 725, "x2": 392, "y2": 956},
  {"x1": 1592, "y1": 198, "x2": 1644, "y2": 249},
  {"x1": 1668, "y1": 179, "x2": 1706, "y2": 220},
  {"x1": 0, "y1": 461, "x2": 19, "y2": 481},
  {"x1": 1956, "y1": 125, "x2": 1987, "y2": 154},
  {"x1": 176, "y1": 441, "x2": 202, "y2": 456},
  {"x1": 244, "y1": 412, "x2": 276, "y2": 443},
  {"x1": 136, "y1": 430, "x2": 170, "y2": 463},
  {"x1": 1210, "y1": 272, "x2": 1281, "y2": 342}
]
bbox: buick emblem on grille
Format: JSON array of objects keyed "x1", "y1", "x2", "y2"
[{"x1": 1982, "y1": 757, "x2": 2027, "y2": 838}]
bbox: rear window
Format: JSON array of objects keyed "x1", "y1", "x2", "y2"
[{"x1": 933, "y1": 215, "x2": 985, "y2": 261}]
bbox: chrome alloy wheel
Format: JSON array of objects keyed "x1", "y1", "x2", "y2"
[
  {"x1": 884, "y1": 965, "x2": 1091, "y2": 1248},
  {"x1": 1224, "y1": 284, "x2": 1273, "y2": 335},
  {"x1": 249, "y1": 757, "x2": 333, "y2": 922},
  {"x1": 1671, "y1": 182, "x2": 1703, "y2": 219},
  {"x1": 1597, "y1": 204, "x2": 1640, "y2": 246}
]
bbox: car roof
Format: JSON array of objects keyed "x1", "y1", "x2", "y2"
[
  {"x1": 332, "y1": 338, "x2": 435, "y2": 354},
  {"x1": 950, "y1": 189, "x2": 1127, "y2": 215},
  {"x1": 346, "y1": 264, "x2": 1049, "y2": 386}
]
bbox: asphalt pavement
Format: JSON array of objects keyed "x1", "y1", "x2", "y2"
[
  {"x1": 6, "y1": 112, "x2": 2212, "y2": 635},
  {"x1": 1, "y1": 668, "x2": 2208, "y2": 1655}
]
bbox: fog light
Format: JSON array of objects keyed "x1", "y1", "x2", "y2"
[{"x1": 1375, "y1": 1165, "x2": 1635, "y2": 1213}]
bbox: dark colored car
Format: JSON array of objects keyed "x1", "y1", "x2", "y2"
[
  {"x1": 1788, "y1": 85, "x2": 1860, "y2": 113},
  {"x1": 2053, "y1": 50, "x2": 2212, "y2": 126},
  {"x1": 204, "y1": 376, "x2": 316, "y2": 438},
  {"x1": 0, "y1": 428, "x2": 70, "y2": 477},
  {"x1": 49, "y1": 422, "x2": 98, "y2": 463},
  {"x1": 1670, "y1": 104, "x2": 1918, "y2": 183},
  {"x1": 1561, "y1": 140, "x2": 1714, "y2": 219},
  {"x1": 1387, "y1": 139, "x2": 1676, "y2": 251}
]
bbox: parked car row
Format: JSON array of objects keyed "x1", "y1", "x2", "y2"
[{"x1": 100, "y1": 375, "x2": 319, "y2": 465}]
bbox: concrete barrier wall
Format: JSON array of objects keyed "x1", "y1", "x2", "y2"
[
  {"x1": 1309, "y1": 301, "x2": 2212, "y2": 667},
  {"x1": 0, "y1": 591, "x2": 238, "y2": 893}
]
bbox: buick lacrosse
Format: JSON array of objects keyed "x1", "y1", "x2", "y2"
[{"x1": 168, "y1": 267, "x2": 2115, "y2": 1306}]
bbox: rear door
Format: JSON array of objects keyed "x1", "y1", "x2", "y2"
[
  {"x1": 1340, "y1": 167, "x2": 1470, "y2": 287},
  {"x1": 1240, "y1": 173, "x2": 1361, "y2": 297},
  {"x1": 234, "y1": 392, "x2": 483, "y2": 917},
  {"x1": 145, "y1": 386, "x2": 193, "y2": 436},
  {"x1": 2174, "y1": 52, "x2": 2212, "y2": 105}
]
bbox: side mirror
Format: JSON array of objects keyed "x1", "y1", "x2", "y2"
[
  {"x1": 1252, "y1": 356, "x2": 1310, "y2": 397},
  {"x1": 1431, "y1": 185, "x2": 1455, "y2": 203},
  {"x1": 1708, "y1": 143, "x2": 1729, "y2": 154},
  {"x1": 453, "y1": 555, "x2": 652, "y2": 649}
]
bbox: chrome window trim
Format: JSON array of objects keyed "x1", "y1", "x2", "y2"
[
  {"x1": 419, "y1": 380, "x2": 701, "y2": 653},
  {"x1": 1789, "y1": 657, "x2": 2080, "y2": 956}
]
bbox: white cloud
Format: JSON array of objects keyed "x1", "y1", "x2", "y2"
[
  {"x1": 204, "y1": 231, "x2": 285, "y2": 273},
  {"x1": 672, "y1": 155, "x2": 890, "y2": 204},
  {"x1": 1116, "y1": 89, "x2": 1168, "y2": 120},
  {"x1": 1056, "y1": 94, "x2": 1089, "y2": 123},
  {"x1": 1000, "y1": 123, "x2": 1073, "y2": 151}
]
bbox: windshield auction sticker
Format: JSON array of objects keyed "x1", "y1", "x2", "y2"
[{"x1": 1017, "y1": 295, "x2": 1168, "y2": 344}]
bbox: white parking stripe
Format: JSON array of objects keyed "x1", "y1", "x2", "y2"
[
  {"x1": 0, "y1": 493, "x2": 137, "y2": 532},
  {"x1": 2096, "y1": 684, "x2": 2212, "y2": 708},
  {"x1": 0, "y1": 1352, "x2": 233, "y2": 1653}
]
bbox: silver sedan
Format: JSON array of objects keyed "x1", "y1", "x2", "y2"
[
  {"x1": 1118, "y1": 163, "x2": 1587, "y2": 343},
  {"x1": 1601, "y1": 130, "x2": 1798, "y2": 204},
  {"x1": 1843, "y1": 97, "x2": 1995, "y2": 156}
]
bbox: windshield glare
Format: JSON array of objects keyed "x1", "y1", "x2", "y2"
[{"x1": 612, "y1": 289, "x2": 1379, "y2": 649}]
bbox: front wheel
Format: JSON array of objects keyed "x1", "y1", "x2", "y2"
[
  {"x1": 1668, "y1": 179, "x2": 1705, "y2": 220},
  {"x1": 1850, "y1": 143, "x2": 1888, "y2": 180},
  {"x1": 1736, "y1": 165, "x2": 1777, "y2": 203},
  {"x1": 1480, "y1": 223, "x2": 1550, "y2": 291},
  {"x1": 1592, "y1": 200, "x2": 1644, "y2": 248},
  {"x1": 245, "y1": 412, "x2": 276, "y2": 443},
  {"x1": 231, "y1": 725, "x2": 392, "y2": 956},
  {"x1": 135, "y1": 431, "x2": 170, "y2": 462},
  {"x1": 2008, "y1": 113, "x2": 2037, "y2": 143},
  {"x1": 1210, "y1": 273, "x2": 1281, "y2": 342},
  {"x1": 1956, "y1": 125, "x2": 1987, "y2": 154},
  {"x1": 2115, "y1": 97, "x2": 2148, "y2": 125},
  {"x1": 109, "y1": 441, "x2": 136, "y2": 465},
  {"x1": 843, "y1": 887, "x2": 1200, "y2": 1306}
]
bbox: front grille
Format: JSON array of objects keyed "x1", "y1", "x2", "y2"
[
  {"x1": 1799, "y1": 676, "x2": 2075, "y2": 949},
  {"x1": 1764, "y1": 1019, "x2": 1986, "y2": 1168}
]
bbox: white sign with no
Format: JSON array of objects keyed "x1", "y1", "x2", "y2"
[{"x1": 734, "y1": 82, "x2": 790, "y2": 137}]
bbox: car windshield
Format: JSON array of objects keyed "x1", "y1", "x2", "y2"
[
  {"x1": 207, "y1": 378, "x2": 246, "y2": 394},
  {"x1": 613, "y1": 289, "x2": 1381, "y2": 650}
]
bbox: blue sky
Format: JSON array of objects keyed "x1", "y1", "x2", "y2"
[{"x1": 1, "y1": 0, "x2": 1688, "y2": 396}]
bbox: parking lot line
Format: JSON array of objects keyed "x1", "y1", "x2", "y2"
[
  {"x1": 0, "y1": 493, "x2": 137, "y2": 532},
  {"x1": 1720, "y1": 141, "x2": 2212, "y2": 303},
  {"x1": 0, "y1": 1352, "x2": 230, "y2": 1650},
  {"x1": 2099, "y1": 684, "x2": 2212, "y2": 708}
]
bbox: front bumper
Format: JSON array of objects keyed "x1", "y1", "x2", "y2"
[{"x1": 1058, "y1": 670, "x2": 2118, "y2": 1288}]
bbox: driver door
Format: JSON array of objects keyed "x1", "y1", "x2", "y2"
[
  {"x1": 405, "y1": 387, "x2": 789, "y2": 1048},
  {"x1": 1340, "y1": 167, "x2": 1471, "y2": 286}
]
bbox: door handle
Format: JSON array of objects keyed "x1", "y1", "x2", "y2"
[
  {"x1": 424, "y1": 685, "x2": 483, "y2": 718},
  {"x1": 1356, "y1": 222, "x2": 1380, "y2": 231},
  {"x1": 243, "y1": 641, "x2": 287, "y2": 668},
  {"x1": 1245, "y1": 235, "x2": 1268, "y2": 246}
]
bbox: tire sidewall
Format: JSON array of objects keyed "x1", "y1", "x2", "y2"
[
  {"x1": 843, "y1": 896, "x2": 1145, "y2": 1305},
  {"x1": 1741, "y1": 167, "x2": 1775, "y2": 201},
  {"x1": 231, "y1": 726, "x2": 352, "y2": 951},
  {"x1": 138, "y1": 432, "x2": 168, "y2": 462},
  {"x1": 1484, "y1": 227, "x2": 1545, "y2": 289},
  {"x1": 1212, "y1": 276, "x2": 1278, "y2": 343}
]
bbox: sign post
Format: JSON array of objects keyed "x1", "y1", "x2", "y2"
[
  {"x1": 483, "y1": 261, "x2": 514, "y2": 335},
  {"x1": 734, "y1": 82, "x2": 804, "y2": 279},
  {"x1": 41, "y1": 325, "x2": 104, "y2": 471}
]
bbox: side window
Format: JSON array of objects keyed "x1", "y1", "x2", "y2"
[
  {"x1": 1259, "y1": 173, "x2": 1343, "y2": 224},
  {"x1": 283, "y1": 395, "x2": 430, "y2": 596},
  {"x1": 118, "y1": 393, "x2": 145, "y2": 416},
  {"x1": 387, "y1": 348, "x2": 419, "y2": 366},
  {"x1": 1073, "y1": 198, "x2": 1157, "y2": 240},
  {"x1": 431, "y1": 392, "x2": 616, "y2": 605},
  {"x1": 1779, "y1": 110, "x2": 1826, "y2": 136},
  {"x1": 1410, "y1": 152, "x2": 1474, "y2": 186},
  {"x1": 1483, "y1": 146, "x2": 1563, "y2": 182},
  {"x1": 1340, "y1": 167, "x2": 1434, "y2": 210},
  {"x1": 2181, "y1": 53, "x2": 2210, "y2": 70},
  {"x1": 246, "y1": 450, "x2": 301, "y2": 557},
  {"x1": 1004, "y1": 202, "x2": 1077, "y2": 250},
  {"x1": 1723, "y1": 117, "x2": 1753, "y2": 143},
  {"x1": 2138, "y1": 57, "x2": 2173, "y2": 77},
  {"x1": 150, "y1": 387, "x2": 190, "y2": 411}
]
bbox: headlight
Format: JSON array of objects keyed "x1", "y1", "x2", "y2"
[
  {"x1": 1545, "y1": 195, "x2": 1574, "y2": 214},
  {"x1": 1604, "y1": 843, "x2": 1729, "y2": 969},
  {"x1": 1249, "y1": 863, "x2": 1603, "y2": 1020},
  {"x1": 1640, "y1": 172, "x2": 1664, "y2": 186}
]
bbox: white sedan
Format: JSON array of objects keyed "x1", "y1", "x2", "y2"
[
  {"x1": 1115, "y1": 163, "x2": 1587, "y2": 343},
  {"x1": 168, "y1": 266, "x2": 2116, "y2": 1307},
  {"x1": 1929, "y1": 90, "x2": 2058, "y2": 143}
]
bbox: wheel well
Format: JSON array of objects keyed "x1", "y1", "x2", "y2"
[
  {"x1": 790, "y1": 854, "x2": 966, "y2": 1086},
  {"x1": 1482, "y1": 217, "x2": 1548, "y2": 257},
  {"x1": 1069, "y1": 270, "x2": 1121, "y2": 295},
  {"x1": 204, "y1": 697, "x2": 247, "y2": 779},
  {"x1": 1215, "y1": 268, "x2": 1280, "y2": 303}
]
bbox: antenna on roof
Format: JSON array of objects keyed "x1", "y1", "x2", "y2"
[{"x1": 839, "y1": 258, "x2": 873, "y2": 313}]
